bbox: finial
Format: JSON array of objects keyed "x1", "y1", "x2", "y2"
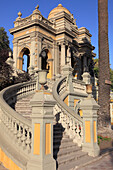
[
  {"x1": 35, "y1": 5, "x2": 39, "y2": 10},
  {"x1": 58, "y1": 4, "x2": 63, "y2": 7},
  {"x1": 18, "y1": 11, "x2": 22, "y2": 18}
]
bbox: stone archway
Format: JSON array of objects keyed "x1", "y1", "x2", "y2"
[
  {"x1": 40, "y1": 48, "x2": 53, "y2": 79},
  {"x1": 17, "y1": 47, "x2": 30, "y2": 72}
]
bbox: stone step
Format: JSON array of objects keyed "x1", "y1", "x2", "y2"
[
  {"x1": 54, "y1": 145, "x2": 81, "y2": 158},
  {"x1": 55, "y1": 137, "x2": 73, "y2": 143},
  {"x1": 58, "y1": 154, "x2": 94, "y2": 170},
  {"x1": 14, "y1": 96, "x2": 94, "y2": 170},
  {"x1": 53, "y1": 141, "x2": 77, "y2": 150},
  {"x1": 21, "y1": 98, "x2": 32, "y2": 101},
  {"x1": 16, "y1": 110, "x2": 32, "y2": 114},
  {"x1": 53, "y1": 131, "x2": 65, "y2": 136},
  {"x1": 15, "y1": 106, "x2": 32, "y2": 110},
  {"x1": 15, "y1": 103, "x2": 31, "y2": 107},
  {"x1": 57, "y1": 150, "x2": 87, "y2": 166},
  {"x1": 53, "y1": 135, "x2": 69, "y2": 140}
]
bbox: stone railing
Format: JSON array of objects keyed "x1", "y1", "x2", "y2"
[
  {"x1": 53, "y1": 76, "x2": 83, "y2": 146},
  {"x1": 0, "y1": 80, "x2": 36, "y2": 169},
  {"x1": 72, "y1": 78, "x2": 86, "y2": 94}
]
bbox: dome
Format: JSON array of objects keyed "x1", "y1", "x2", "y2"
[{"x1": 48, "y1": 4, "x2": 71, "y2": 19}]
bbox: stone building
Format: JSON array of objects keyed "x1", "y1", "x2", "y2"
[{"x1": 9, "y1": 4, "x2": 95, "y2": 79}]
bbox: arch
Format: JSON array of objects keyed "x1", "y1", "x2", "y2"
[
  {"x1": 40, "y1": 48, "x2": 53, "y2": 79},
  {"x1": 17, "y1": 47, "x2": 30, "y2": 72}
]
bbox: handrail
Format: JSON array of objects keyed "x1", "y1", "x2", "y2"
[
  {"x1": 53, "y1": 76, "x2": 83, "y2": 123},
  {"x1": 0, "y1": 80, "x2": 36, "y2": 127},
  {"x1": 52, "y1": 75, "x2": 87, "y2": 146},
  {"x1": 0, "y1": 80, "x2": 36, "y2": 169}
]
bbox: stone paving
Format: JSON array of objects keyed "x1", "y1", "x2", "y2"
[{"x1": 76, "y1": 151, "x2": 113, "y2": 170}]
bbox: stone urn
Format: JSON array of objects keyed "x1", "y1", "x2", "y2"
[{"x1": 38, "y1": 70, "x2": 48, "y2": 89}]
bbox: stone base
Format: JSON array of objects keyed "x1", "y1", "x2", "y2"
[
  {"x1": 28, "y1": 66, "x2": 35, "y2": 75},
  {"x1": 82, "y1": 143, "x2": 100, "y2": 157},
  {"x1": 27, "y1": 158, "x2": 56, "y2": 170}
]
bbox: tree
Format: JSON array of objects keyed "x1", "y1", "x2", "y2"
[
  {"x1": 0, "y1": 27, "x2": 13, "y2": 90},
  {"x1": 98, "y1": 0, "x2": 110, "y2": 127},
  {"x1": 0, "y1": 27, "x2": 31, "y2": 91},
  {"x1": 93, "y1": 58, "x2": 113, "y2": 91},
  {"x1": 110, "y1": 68, "x2": 113, "y2": 91}
]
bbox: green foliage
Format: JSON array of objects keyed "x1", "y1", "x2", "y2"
[
  {"x1": 93, "y1": 58, "x2": 99, "y2": 78},
  {"x1": 14, "y1": 72, "x2": 31, "y2": 84},
  {"x1": 98, "y1": 135, "x2": 111, "y2": 145},
  {"x1": 93, "y1": 58, "x2": 113, "y2": 91},
  {"x1": 0, "y1": 27, "x2": 13, "y2": 90},
  {"x1": 0, "y1": 27, "x2": 10, "y2": 51},
  {"x1": 110, "y1": 68, "x2": 113, "y2": 91}
]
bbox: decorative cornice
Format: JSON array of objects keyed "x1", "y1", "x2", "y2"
[{"x1": 10, "y1": 19, "x2": 55, "y2": 35}]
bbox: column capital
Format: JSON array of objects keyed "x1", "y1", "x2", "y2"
[{"x1": 13, "y1": 39, "x2": 18, "y2": 45}]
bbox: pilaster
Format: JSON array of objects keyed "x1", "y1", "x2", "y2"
[
  {"x1": 27, "y1": 89, "x2": 56, "y2": 170},
  {"x1": 61, "y1": 42, "x2": 66, "y2": 71},
  {"x1": 80, "y1": 90, "x2": 100, "y2": 157},
  {"x1": 53, "y1": 43, "x2": 59, "y2": 76},
  {"x1": 13, "y1": 40, "x2": 18, "y2": 68}
]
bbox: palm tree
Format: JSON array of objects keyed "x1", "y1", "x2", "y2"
[{"x1": 98, "y1": 0, "x2": 111, "y2": 127}]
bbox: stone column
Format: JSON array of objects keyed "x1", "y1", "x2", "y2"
[
  {"x1": 54, "y1": 44, "x2": 59, "y2": 76},
  {"x1": 67, "y1": 46, "x2": 71, "y2": 66},
  {"x1": 29, "y1": 36, "x2": 35, "y2": 74},
  {"x1": 83, "y1": 55, "x2": 87, "y2": 72},
  {"x1": 61, "y1": 42, "x2": 66, "y2": 71},
  {"x1": 27, "y1": 89, "x2": 56, "y2": 170},
  {"x1": 13, "y1": 40, "x2": 18, "y2": 68},
  {"x1": 80, "y1": 89, "x2": 100, "y2": 157},
  {"x1": 37, "y1": 38, "x2": 42, "y2": 70},
  {"x1": 62, "y1": 65, "x2": 74, "y2": 109}
]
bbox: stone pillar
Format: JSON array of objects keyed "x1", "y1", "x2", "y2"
[
  {"x1": 62, "y1": 65, "x2": 74, "y2": 109},
  {"x1": 27, "y1": 90, "x2": 56, "y2": 170},
  {"x1": 53, "y1": 43, "x2": 59, "y2": 77},
  {"x1": 67, "y1": 46, "x2": 71, "y2": 66},
  {"x1": 83, "y1": 55, "x2": 87, "y2": 72},
  {"x1": 80, "y1": 90, "x2": 100, "y2": 157},
  {"x1": 29, "y1": 36, "x2": 35, "y2": 74},
  {"x1": 37, "y1": 38, "x2": 42, "y2": 70},
  {"x1": 13, "y1": 40, "x2": 18, "y2": 68},
  {"x1": 61, "y1": 43, "x2": 66, "y2": 71}
]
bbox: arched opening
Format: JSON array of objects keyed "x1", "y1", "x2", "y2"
[
  {"x1": 17, "y1": 48, "x2": 30, "y2": 72},
  {"x1": 40, "y1": 48, "x2": 53, "y2": 79}
]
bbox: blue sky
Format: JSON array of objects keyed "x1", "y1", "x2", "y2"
[{"x1": 0, "y1": 0, "x2": 113, "y2": 68}]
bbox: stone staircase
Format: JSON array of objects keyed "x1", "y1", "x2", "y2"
[
  {"x1": 15, "y1": 94, "x2": 33, "y2": 119},
  {"x1": 14, "y1": 94, "x2": 94, "y2": 170}
]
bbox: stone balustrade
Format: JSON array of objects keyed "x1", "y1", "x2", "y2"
[
  {"x1": 53, "y1": 76, "x2": 84, "y2": 147},
  {"x1": 72, "y1": 79, "x2": 86, "y2": 93},
  {"x1": 0, "y1": 73, "x2": 100, "y2": 169},
  {"x1": 0, "y1": 80, "x2": 36, "y2": 169}
]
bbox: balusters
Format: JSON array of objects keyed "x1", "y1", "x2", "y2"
[
  {"x1": 69, "y1": 119, "x2": 74, "y2": 139},
  {"x1": 0, "y1": 112, "x2": 4, "y2": 129},
  {"x1": 10, "y1": 118, "x2": 14, "y2": 135},
  {"x1": 21, "y1": 125, "x2": 27, "y2": 149},
  {"x1": 13, "y1": 120, "x2": 18, "y2": 142},
  {"x1": 66, "y1": 116, "x2": 70, "y2": 135},
  {"x1": 17, "y1": 123, "x2": 22, "y2": 145},
  {"x1": 59, "y1": 112, "x2": 64, "y2": 124},
  {"x1": 25, "y1": 127, "x2": 31, "y2": 153},
  {"x1": 8, "y1": 116, "x2": 12, "y2": 131},
  {"x1": 79, "y1": 125, "x2": 83, "y2": 146}
]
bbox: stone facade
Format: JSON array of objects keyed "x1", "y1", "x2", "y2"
[{"x1": 9, "y1": 4, "x2": 95, "y2": 79}]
